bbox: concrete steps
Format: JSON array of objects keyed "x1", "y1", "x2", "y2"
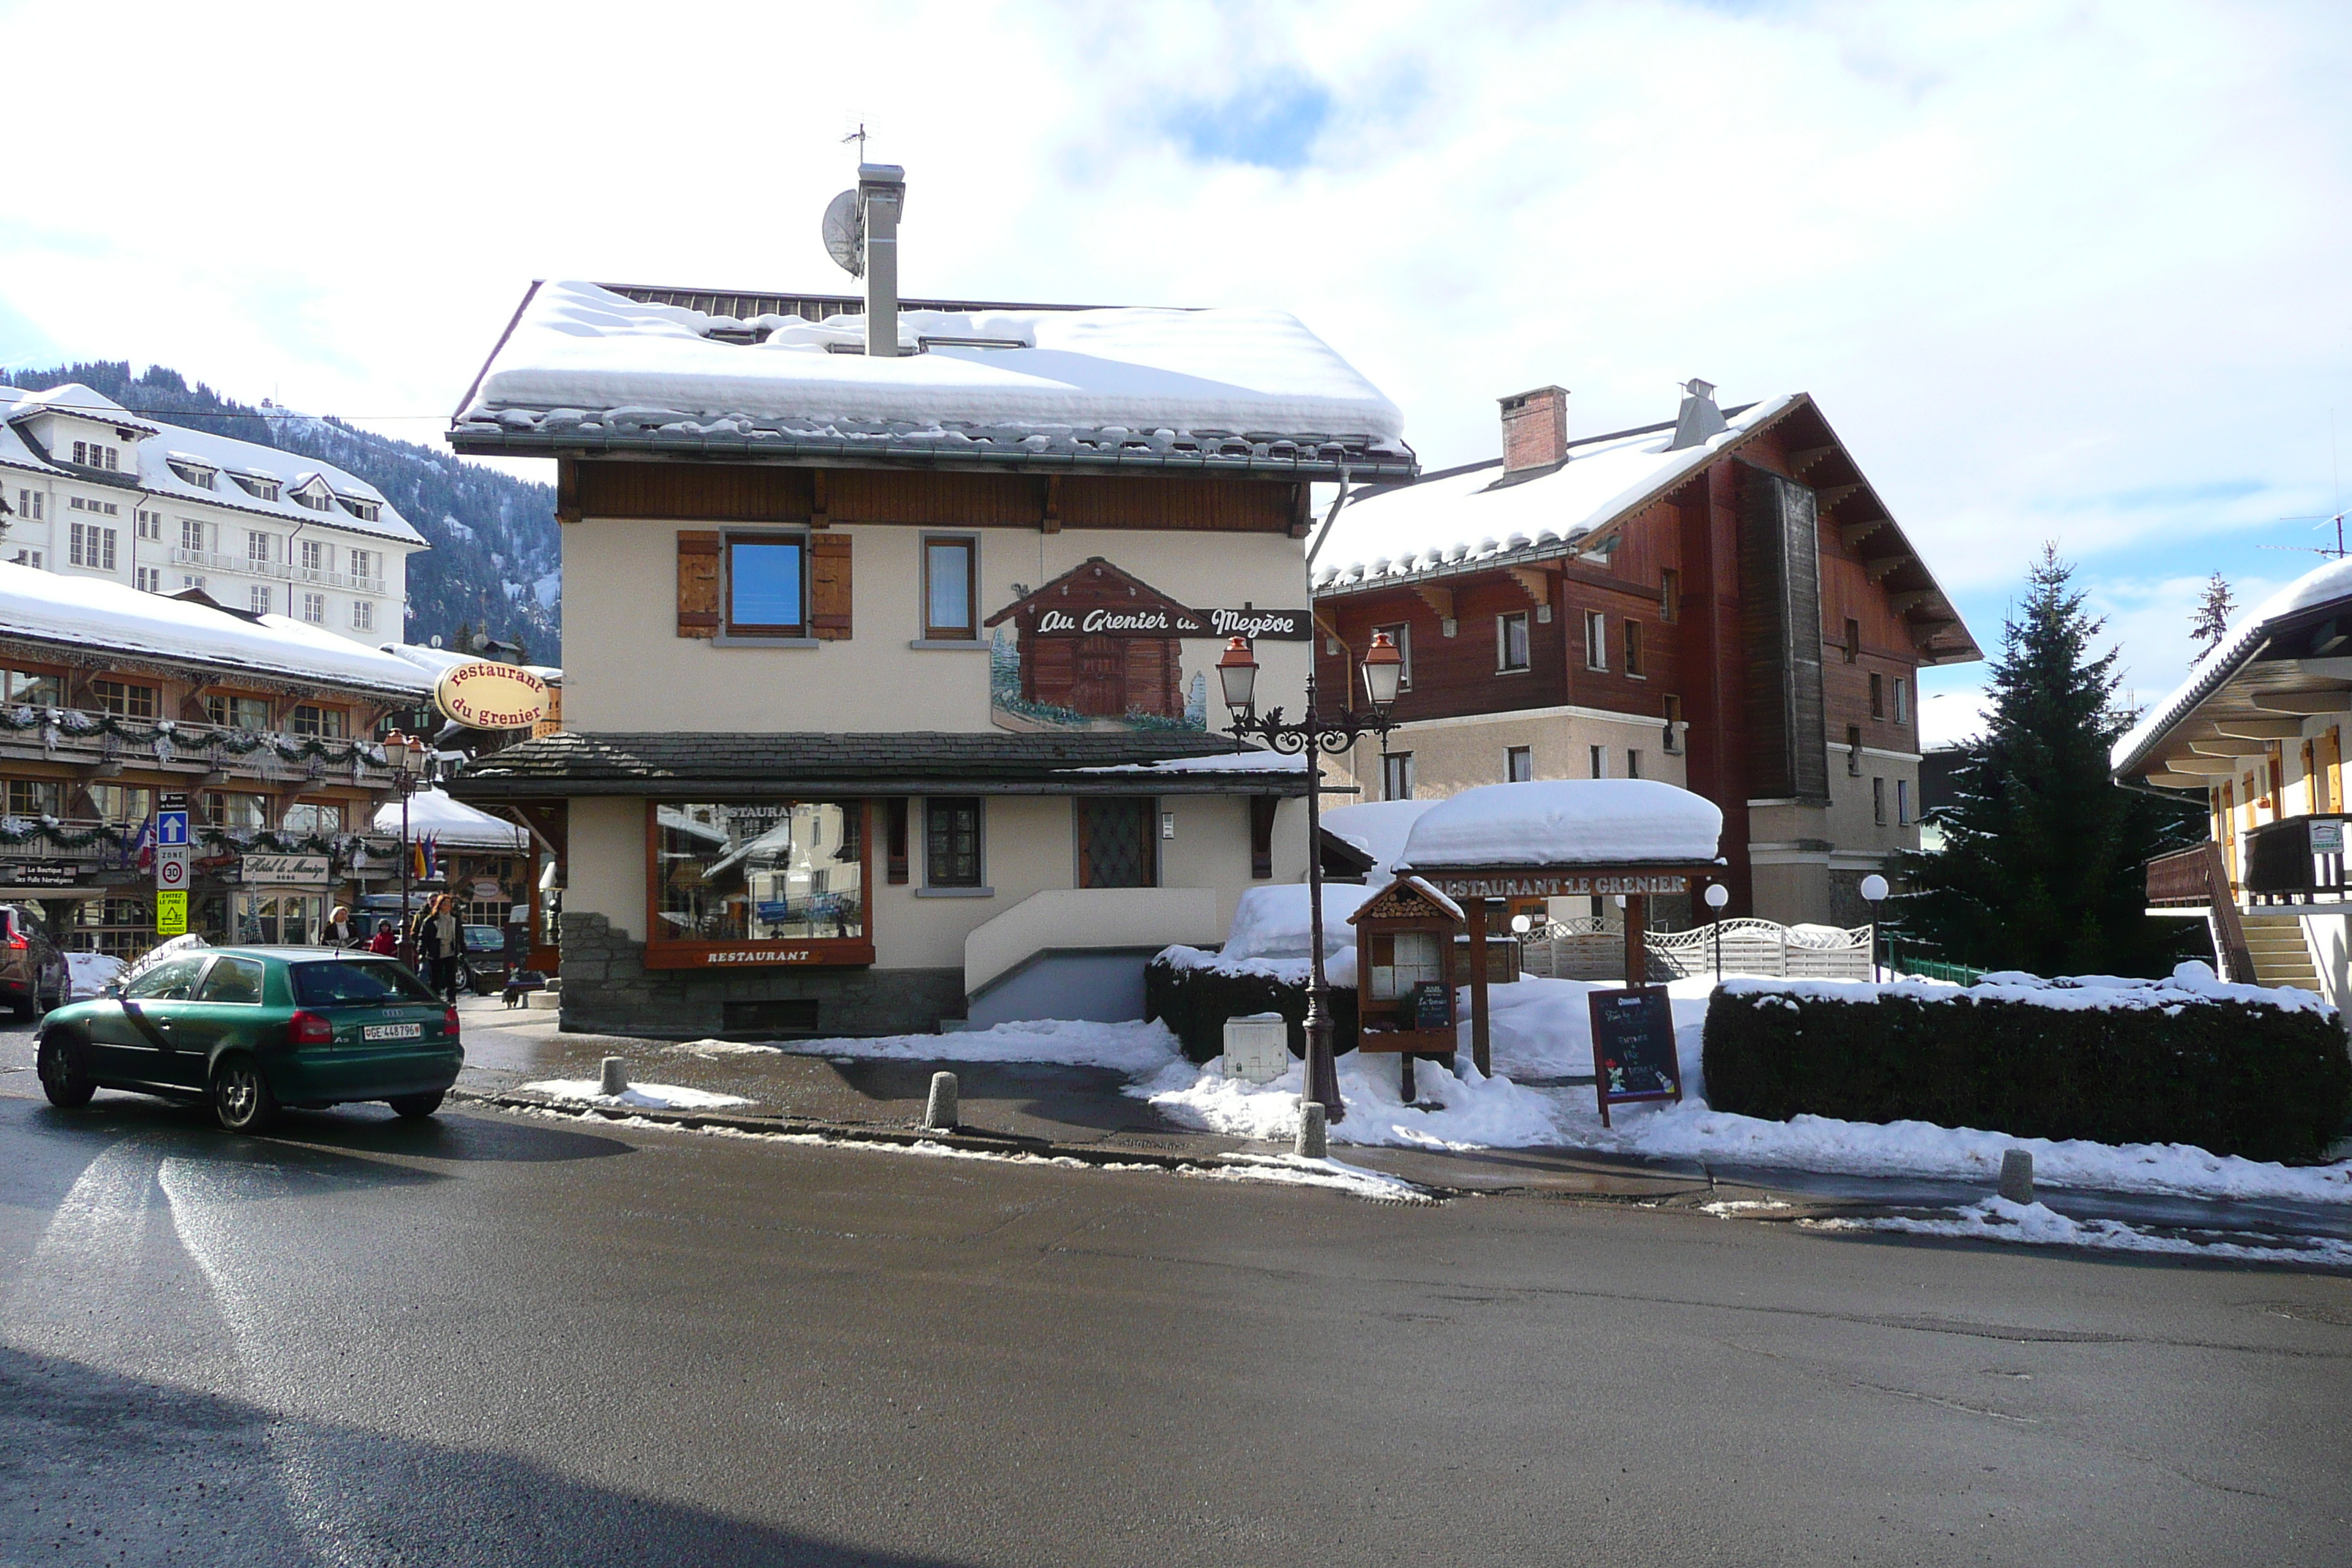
[{"x1": 2239, "y1": 914, "x2": 2321, "y2": 991}]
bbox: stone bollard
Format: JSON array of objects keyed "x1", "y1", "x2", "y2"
[
  {"x1": 1998, "y1": 1148, "x2": 2035, "y2": 1205},
  {"x1": 1295, "y1": 1100, "x2": 1327, "y2": 1161},
  {"x1": 924, "y1": 1071, "x2": 960, "y2": 1131},
  {"x1": 598, "y1": 1056, "x2": 628, "y2": 1097}
]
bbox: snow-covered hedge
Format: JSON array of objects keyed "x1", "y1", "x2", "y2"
[
  {"x1": 1703, "y1": 965, "x2": 2352, "y2": 1162},
  {"x1": 1145, "y1": 946, "x2": 1360, "y2": 1063}
]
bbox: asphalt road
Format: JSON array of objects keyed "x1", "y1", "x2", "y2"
[{"x1": 2, "y1": 1039, "x2": 2349, "y2": 1566}]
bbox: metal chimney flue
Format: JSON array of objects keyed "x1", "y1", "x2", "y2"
[
  {"x1": 1666, "y1": 377, "x2": 1728, "y2": 451},
  {"x1": 858, "y1": 163, "x2": 905, "y2": 358}
]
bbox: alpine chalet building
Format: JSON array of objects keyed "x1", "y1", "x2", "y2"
[{"x1": 1310, "y1": 381, "x2": 1979, "y2": 927}]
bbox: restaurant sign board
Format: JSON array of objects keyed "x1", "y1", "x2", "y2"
[{"x1": 434, "y1": 661, "x2": 550, "y2": 731}]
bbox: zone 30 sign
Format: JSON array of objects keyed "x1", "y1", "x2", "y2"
[{"x1": 434, "y1": 662, "x2": 550, "y2": 731}]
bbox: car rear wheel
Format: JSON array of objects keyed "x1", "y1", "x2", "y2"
[
  {"x1": 36, "y1": 1031, "x2": 94, "y2": 1109},
  {"x1": 212, "y1": 1054, "x2": 280, "y2": 1134},
  {"x1": 388, "y1": 1090, "x2": 445, "y2": 1120}
]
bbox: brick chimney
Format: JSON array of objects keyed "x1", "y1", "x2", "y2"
[{"x1": 1499, "y1": 385, "x2": 1568, "y2": 474}]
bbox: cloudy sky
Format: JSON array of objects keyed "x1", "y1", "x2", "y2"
[{"x1": 3, "y1": 0, "x2": 2345, "y2": 740}]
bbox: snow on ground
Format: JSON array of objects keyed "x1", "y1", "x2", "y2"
[
  {"x1": 678, "y1": 1017, "x2": 1186, "y2": 1076},
  {"x1": 1803, "y1": 1197, "x2": 2352, "y2": 1265},
  {"x1": 66, "y1": 951, "x2": 124, "y2": 999},
  {"x1": 520, "y1": 1079, "x2": 751, "y2": 1110},
  {"x1": 1132, "y1": 973, "x2": 2352, "y2": 1205}
]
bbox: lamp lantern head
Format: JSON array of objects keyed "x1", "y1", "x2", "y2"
[
  {"x1": 1215, "y1": 636, "x2": 1259, "y2": 715},
  {"x1": 1360, "y1": 630, "x2": 1404, "y2": 713}
]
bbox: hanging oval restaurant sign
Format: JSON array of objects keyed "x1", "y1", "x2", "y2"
[{"x1": 434, "y1": 662, "x2": 549, "y2": 730}]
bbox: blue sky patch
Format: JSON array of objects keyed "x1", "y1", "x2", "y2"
[{"x1": 1169, "y1": 73, "x2": 1330, "y2": 170}]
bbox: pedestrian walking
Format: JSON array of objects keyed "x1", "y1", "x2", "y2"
[
  {"x1": 324, "y1": 905, "x2": 358, "y2": 948},
  {"x1": 367, "y1": 921, "x2": 399, "y2": 956},
  {"x1": 423, "y1": 894, "x2": 462, "y2": 1003}
]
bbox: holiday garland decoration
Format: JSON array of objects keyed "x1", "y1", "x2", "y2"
[{"x1": 0, "y1": 704, "x2": 391, "y2": 768}]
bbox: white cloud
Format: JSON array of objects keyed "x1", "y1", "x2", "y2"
[{"x1": 1, "y1": 0, "x2": 2345, "y2": 698}]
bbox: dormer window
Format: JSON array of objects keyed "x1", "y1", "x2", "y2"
[
  {"x1": 69, "y1": 440, "x2": 120, "y2": 472},
  {"x1": 230, "y1": 472, "x2": 282, "y2": 502},
  {"x1": 335, "y1": 494, "x2": 380, "y2": 522},
  {"x1": 290, "y1": 476, "x2": 334, "y2": 512},
  {"x1": 167, "y1": 455, "x2": 217, "y2": 490}
]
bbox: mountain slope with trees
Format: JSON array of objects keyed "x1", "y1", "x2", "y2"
[{"x1": 4, "y1": 361, "x2": 560, "y2": 661}]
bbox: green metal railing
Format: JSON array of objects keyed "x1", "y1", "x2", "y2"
[{"x1": 1882, "y1": 933, "x2": 1986, "y2": 986}]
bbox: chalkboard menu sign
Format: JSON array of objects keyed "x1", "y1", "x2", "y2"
[
  {"x1": 1586, "y1": 987, "x2": 1682, "y2": 1126},
  {"x1": 1411, "y1": 980, "x2": 1453, "y2": 1032}
]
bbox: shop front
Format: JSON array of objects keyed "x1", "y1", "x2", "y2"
[{"x1": 227, "y1": 852, "x2": 334, "y2": 946}]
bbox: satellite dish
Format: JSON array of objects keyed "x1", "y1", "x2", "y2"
[{"x1": 822, "y1": 189, "x2": 863, "y2": 278}]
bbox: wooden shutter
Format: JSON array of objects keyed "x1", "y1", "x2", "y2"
[
  {"x1": 676, "y1": 531, "x2": 720, "y2": 638},
  {"x1": 810, "y1": 531, "x2": 853, "y2": 641}
]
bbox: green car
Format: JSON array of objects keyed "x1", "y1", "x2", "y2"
[{"x1": 34, "y1": 946, "x2": 464, "y2": 1133}]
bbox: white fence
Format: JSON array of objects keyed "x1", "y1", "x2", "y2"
[{"x1": 1518, "y1": 917, "x2": 1874, "y2": 982}]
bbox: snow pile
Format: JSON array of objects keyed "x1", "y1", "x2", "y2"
[
  {"x1": 1199, "y1": 1152, "x2": 1433, "y2": 1203},
  {"x1": 0, "y1": 562, "x2": 434, "y2": 696},
  {"x1": 1137, "y1": 1052, "x2": 1572, "y2": 1151},
  {"x1": 66, "y1": 951, "x2": 125, "y2": 998},
  {"x1": 1803, "y1": 1197, "x2": 2352, "y2": 1265},
  {"x1": 521, "y1": 1079, "x2": 752, "y2": 1110},
  {"x1": 1722, "y1": 960, "x2": 2332, "y2": 1015},
  {"x1": 680, "y1": 1017, "x2": 1186, "y2": 1075},
  {"x1": 1398, "y1": 780, "x2": 1722, "y2": 868},
  {"x1": 1313, "y1": 396, "x2": 1798, "y2": 589},
  {"x1": 1224, "y1": 882, "x2": 1380, "y2": 960},
  {"x1": 1321, "y1": 799, "x2": 1441, "y2": 879},
  {"x1": 1483, "y1": 975, "x2": 1712, "y2": 1085},
  {"x1": 462, "y1": 282, "x2": 1406, "y2": 448},
  {"x1": 372, "y1": 787, "x2": 529, "y2": 850}
]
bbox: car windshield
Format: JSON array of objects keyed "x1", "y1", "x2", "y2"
[
  {"x1": 463, "y1": 925, "x2": 505, "y2": 951},
  {"x1": 290, "y1": 960, "x2": 439, "y2": 1007}
]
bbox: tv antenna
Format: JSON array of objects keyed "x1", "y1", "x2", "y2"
[
  {"x1": 822, "y1": 124, "x2": 872, "y2": 277},
  {"x1": 843, "y1": 122, "x2": 869, "y2": 160}
]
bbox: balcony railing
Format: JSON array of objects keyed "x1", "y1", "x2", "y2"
[
  {"x1": 294, "y1": 564, "x2": 388, "y2": 595},
  {"x1": 2244, "y1": 813, "x2": 2351, "y2": 903},
  {"x1": 2143, "y1": 840, "x2": 2256, "y2": 982}
]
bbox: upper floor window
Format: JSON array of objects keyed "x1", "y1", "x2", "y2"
[
  {"x1": 1, "y1": 668, "x2": 62, "y2": 706},
  {"x1": 1873, "y1": 777, "x2": 1888, "y2": 825},
  {"x1": 68, "y1": 522, "x2": 117, "y2": 572},
  {"x1": 726, "y1": 533, "x2": 807, "y2": 637},
  {"x1": 1844, "y1": 618, "x2": 1861, "y2": 663},
  {"x1": 69, "y1": 440, "x2": 119, "y2": 471},
  {"x1": 134, "y1": 508, "x2": 162, "y2": 540},
  {"x1": 206, "y1": 791, "x2": 271, "y2": 829},
  {"x1": 1847, "y1": 723, "x2": 1863, "y2": 776},
  {"x1": 292, "y1": 479, "x2": 332, "y2": 511},
  {"x1": 249, "y1": 585, "x2": 272, "y2": 615},
  {"x1": 15, "y1": 489, "x2": 42, "y2": 521},
  {"x1": 1626, "y1": 748, "x2": 1643, "y2": 780},
  {"x1": 1659, "y1": 568, "x2": 1679, "y2": 622},
  {"x1": 290, "y1": 704, "x2": 346, "y2": 739},
  {"x1": 88, "y1": 783, "x2": 151, "y2": 823},
  {"x1": 88, "y1": 679, "x2": 157, "y2": 719},
  {"x1": 1589, "y1": 744, "x2": 1607, "y2": 779},
  {"x1": 1869, "y1": 671, "x2": 1885, "y2": 719},
  {"x1": 1384, "y1": 751, "x2": 1415, "y2": 802},
  {"x1": 1496, "y1": 611, "x2": 1530, "y2": 672},
  {"x1": 336, "y1": 494, "x2": 380, "y2": 522},
  {"x1": 231, "y1": 473, "x2": 281, "y2": 502},
  {"x1": 1624, "y1": 619, "x2": 1645, "y2": 678},
  {"x1": 181, "y1": 518, "x2": 206, "y2": 552},
  {"x1": 7, "y1": 778, "x2": 64, "y2": 818},
  {"x1": 922, "y1": 538, "x2": 977, "y2": 641},
  {"x1": 352, "y1": 599, "x2": 374, "y2": 631},
  {"x1": 1505, "y1": 745, "x2": 1534, "y2": 783},
  {"x1": 167, "y1": 460, "x2": 216, "y2": 489},
  {"x1": 247, "y1": 530, "x2": 274, "y2": 565},
  {"x1": 1663, "y1": 693, "x2": 1683, "y2": 754},
  {"x1": 205, "y1": 693, "x2": 271, "y2": 731},
  {"x1": 350, "y1": 548, "x2": 375, "y2": 579},
  {"x1": 282, "y1": 800, "x2": 344, "y2": 833},
  {"x1": 1893, "y1": 676, "x2": 1909, "y2": 725},
  {"x1": 1373, "y1": 622, "x2": 1413, "y2": 691},
  {"x1": 1896, "y1": 778, "x2": 1912, "y2": 826},
  {"x1": 302, "y1": 592, "x2": 326, "y2": 624},
  {"x1": 301, "y1": 539, "x2": 325, "y2": 572},
  {"x1": 1583, "y1": 610, "x2": 1607, "y2": 671}
]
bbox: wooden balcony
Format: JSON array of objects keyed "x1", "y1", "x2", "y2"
[
  {"x1": 2244, "y1": 814, "x2": 2351, "y2": 904},
  {"x1": 2142, "y1": 840, "x2": 2255, "y2": 982}
]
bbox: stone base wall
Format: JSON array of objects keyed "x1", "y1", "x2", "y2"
[{"x1": 556, "y1": 912, "x2": 965, "y2": 1039}]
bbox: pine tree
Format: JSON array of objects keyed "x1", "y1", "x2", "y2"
[
  {"x1": 1892, "y1": 546, "x2": 2202, "y2": 976},
  {"x1": 2188, "y1": 573, "x2": 2235, "y2": 657}
]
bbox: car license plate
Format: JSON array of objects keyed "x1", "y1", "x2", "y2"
[{"x1": 363, "y1": 1022, "x2": 424, "y2": 1041}]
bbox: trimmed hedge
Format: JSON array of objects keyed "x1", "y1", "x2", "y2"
[
  {"x1": 1145, "y1": 952, "x2": 1358, "y2": 1064},
  {"x1": 1703, "y1": 985, "x2": 2352, "y2": 1162}
]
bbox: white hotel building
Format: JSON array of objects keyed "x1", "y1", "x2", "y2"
[{"x1": 0, "y1": 382, "x2": 423, "y2": 640}]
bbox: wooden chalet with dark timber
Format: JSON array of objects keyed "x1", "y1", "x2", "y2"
[
  {"x1": 442, "y1": 268, "x2": 1412, "y2": 1040},
  {"x1": 1310, "y1": 381, "x2": 1978, "y2": 930}
]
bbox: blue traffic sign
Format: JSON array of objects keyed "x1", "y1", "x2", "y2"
[{"x1": 157, "y1": 810, "x2": 190, "y2": 847}]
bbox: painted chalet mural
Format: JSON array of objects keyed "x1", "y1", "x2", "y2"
[{"x1": 986, "y1": 557, "x2": 1214, "y2": 734}]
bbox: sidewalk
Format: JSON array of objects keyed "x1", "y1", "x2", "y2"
[{"x1": 451, "y1": 998, "x2": 2352, "y2": 1251}]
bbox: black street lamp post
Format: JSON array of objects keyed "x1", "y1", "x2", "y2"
[
  {"x1": 383, "y1": 732, "x2": 431, "y2": 968},
  {"x1": 1215, "y1": 631, "x2": 1404, "y2": 1125}
]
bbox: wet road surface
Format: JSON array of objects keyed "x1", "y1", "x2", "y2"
[{"x1": 3, "y1": 1053, "x2": 2350, "y2": 1567}]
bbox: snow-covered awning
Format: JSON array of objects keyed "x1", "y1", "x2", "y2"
[
  {"x1": 373, "y1": 786, "x2": 530, "y2": 850},
  {"x1": 448, "y1": 280, "x2": 1414, "y2": 480},
  {"x1": 1397, "y1": 780, "x2": 1723, "y2": 870}
]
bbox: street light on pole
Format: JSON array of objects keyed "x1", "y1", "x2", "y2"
[
  {"x1": 1217, "y1": 630, "x2": 1403, "y2": 1126},
  {"x1": 382, "y1": 731, "x2": 431, "y2": 968},
  {"x1": 1859, "y1": 872, "x2": 1890, "y2": 982},
  {"x1": 1705, "y1": 881, "x2": 1730, "y2": 981}
]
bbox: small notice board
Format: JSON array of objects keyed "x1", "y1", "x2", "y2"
[{"x1": 1586, "y1": 987, "x2": 1682, "y2": 1127}]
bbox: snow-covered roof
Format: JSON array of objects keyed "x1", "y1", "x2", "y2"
[
  {"x1": 1398, "y1": 780, "x2": 1724, "y2": 870},
  {"x1": 372, "y1": 786, "x2": 529, "y2": 850},
  {"x1": 0, "y1": 561, "x2": 435, "y2": 696},
  {"x1": 0, "y1": 383, "x2": 425, "y2": 547},
  {"x1": 380, "y1": 642, "x2": 563, "y2": 686},
  {"x1": 1320, "y1": 798, "x2": 1442, "y2": 880},
  {"x1": 448, "y1": 279, "x2": 1412, "y2": 480},
  {"x1": 2111, "y1": 554, "x2": 2352, "y2": 780},
  {"x1": 1068, "y1": 749, "x2": 1300, "y2": 776},
  {"x1": 1222, "y1": 881, "x2": 1380, "y2": 961},
  {"x1": 1313, "y1": 397, "x2": 1798, "y2": 591}
]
